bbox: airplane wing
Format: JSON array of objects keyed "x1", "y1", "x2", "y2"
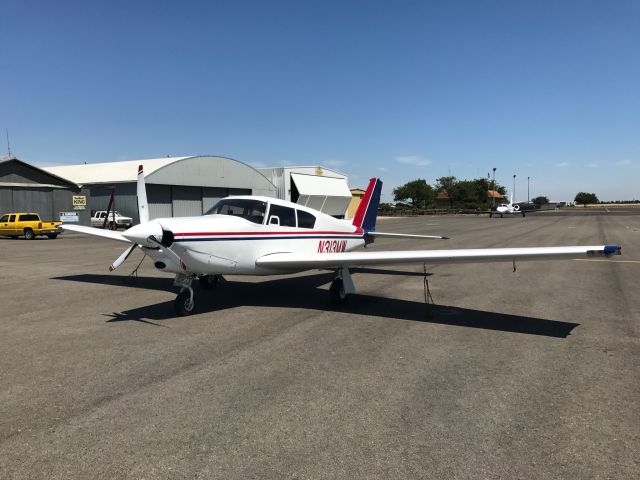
[
  {"x1": 367, "y1": 231, "x2": 449, "y2": 240},
  {"x1": 256, "y1": 245, "x2": 621, "y2": 270},
  {"x1": 61, "y1": 224, "x2": 132, "y2": 244}
]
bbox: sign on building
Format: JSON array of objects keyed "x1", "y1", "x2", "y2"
[
  {"x1": 72, "y1": 195, "x2": 87, "y2": 210},
  {"x1": 60, "y1": 212, "x2": 79, "y2": 222}
]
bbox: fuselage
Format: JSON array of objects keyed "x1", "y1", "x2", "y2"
[{"x1": 129, "y1": 196, "x2": 366, "y2": 275}]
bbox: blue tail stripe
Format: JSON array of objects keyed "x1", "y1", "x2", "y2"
[{"x1": 362, "y1": 179, "x2": 382, "y2": 232}]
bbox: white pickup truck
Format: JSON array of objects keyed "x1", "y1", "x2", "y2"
[{"x1": 90, "y1": 211, "x2": 133, "y2": 229}]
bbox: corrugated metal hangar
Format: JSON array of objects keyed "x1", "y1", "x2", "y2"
[
  {"x1": 0, "y1": 157, "x2": 91, "y2": 223},
  {"x1": 44, "y1": 156, "x2": 278, "y2": 224},
  {"x1": 36, "y1": 156, "x2": 352, "y2": 225}
]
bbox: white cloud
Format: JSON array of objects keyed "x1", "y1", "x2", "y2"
[
  {"x1": 554, "y1": 162, "x2": 569, "y2": 168},
  {"x1": 280, "y1": 160, "x2": 295, "y2": 166},
  {"x1": 395, "y1": 155, "x2": 431, "y2": 166},
  {"x1": 323, "y1": 159, "x2": 346, "y2": 167},
  {"x1": 614, "y1": 159, "x2": 632, "y2": 166},
  {"x1": 588, "y1": 162, "x2": 599, "y2": 168},
  {"x1": 377, "y1": 167, "x2": 388, "y2": 172},
  {"x1": 248, "y1": 161, "x2": 267, "y2": 168}
]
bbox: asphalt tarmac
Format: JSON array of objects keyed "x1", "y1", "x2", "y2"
[{"x1": 1, "y1": 212, "x2": 638, "y2": 479}]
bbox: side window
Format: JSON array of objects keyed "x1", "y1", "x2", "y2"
[
  {"x1": 296, "y1": 210, "x2": 316, "y2": 229},
  {"x1": 9, "y1": 215, "x2": 16, "y2": 222},
  {"x1": 0, "y1": 215, "x2": 8, "y2": 223},
  {"x1": 269, "y1": 204, "x2": 296, "y2": 227},
  {"x1": 19, "y1": 214, "x2": 39, "y2": 221}
]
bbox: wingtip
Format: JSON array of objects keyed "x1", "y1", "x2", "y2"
[{"x1": 604, "y1": 244, "x2": 622, "y2": 256}]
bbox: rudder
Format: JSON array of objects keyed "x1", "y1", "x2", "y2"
[{"x1": 352, "y1": 178, "x2": 382, "y2": 232}]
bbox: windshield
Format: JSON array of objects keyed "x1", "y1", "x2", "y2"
[{"x1": 205, "y1": 199, "x2": 267, "y2": 224}]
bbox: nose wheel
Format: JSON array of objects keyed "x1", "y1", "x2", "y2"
[
  {"x1": 173, "y1": 274, "x2": 196, "y2": 316},
  {"x1": 175, "y1": 289, "x2": 195, "y2": 315}
]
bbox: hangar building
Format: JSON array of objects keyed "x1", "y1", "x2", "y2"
[
  {"x1": 44, "y1": 156, "x2": 278, "y2": 225},
  {"x1": 258, "y1": 166, "x2": 352, "y2": 219},
  {"x1": 0, "y1": 157, "x2": 90, "y2": 223}
]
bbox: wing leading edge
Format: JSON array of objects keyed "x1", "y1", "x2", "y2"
[
  {"x1": 256, "y1": 245, "x2": 621, "y2": 270},
  {"x1": 61, "y1": 224, "x2": 131, "y2": 244}
]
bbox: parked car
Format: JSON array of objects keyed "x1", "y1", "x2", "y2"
[
  {"x1": 90, "y1": 211, "x2": 133, "y2": 229},
  {"x1": 0, "y1": 213, "x2": 62, "y2": 239}
]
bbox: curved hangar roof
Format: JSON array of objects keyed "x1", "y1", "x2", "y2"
[{"x1": 43, "y1": 155, "x2": 277, "y2": 196}]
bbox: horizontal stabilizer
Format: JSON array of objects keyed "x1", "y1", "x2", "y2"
[
  {"x1": 62, "y1": 224, "x2": 132, "y2": 244},
  {"x1": 367, "y1": 231, "x2": 449, "y2": 240},
  {"x1": 256, "y1": 245, "x2": 621, "y2": 270}
]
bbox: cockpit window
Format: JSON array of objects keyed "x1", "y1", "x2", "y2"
[{"x1": 205, "y1": 199, "x2": 267, "y2": 224}]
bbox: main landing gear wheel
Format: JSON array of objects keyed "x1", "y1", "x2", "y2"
[
  {"x1": 175, "y1": 290, "x2": 195, "y2": 316},
  {"x1": 199, "y1": 274, "x2": 218, "y2": 290},
  {"x1": 329, "y1": 278, "x2": 347, "y2": 305}
]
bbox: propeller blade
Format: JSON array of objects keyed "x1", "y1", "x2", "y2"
[
  {"x1": 147, "y1": 236, "x2": 187, "y2": 271},
  {"x1": 137, "y1": 164, "x2": 149, "y2": 224},
  {"x1": 109, "y1": 244, "x2": 137, "y2": 272}
]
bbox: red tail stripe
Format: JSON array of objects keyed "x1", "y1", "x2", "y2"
[{"x1": 352, "y1": 178, "x2": 377, "y2": 228}]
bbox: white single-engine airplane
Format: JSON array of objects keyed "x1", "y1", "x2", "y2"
[
  {"x1": 491, "y1": 191, "x2": 527, "y2": 217},
  {"x1": 63, "y1": 166, "x2": 621, "y2": 315}
]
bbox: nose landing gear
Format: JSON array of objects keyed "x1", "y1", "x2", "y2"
[{"x1": 174, "y1": 274, "x2": 196, "y2": 316}]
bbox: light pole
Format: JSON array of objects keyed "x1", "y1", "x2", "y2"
[
  {"x1": 527, "y1": 176, "x2": 530, "y2": 203},
  {"x1": 513, "y1": 174, "x2": 516, "y2": 203},
  {"x1": 492, "y1": 167, "x2": 496, "y2": 208}
]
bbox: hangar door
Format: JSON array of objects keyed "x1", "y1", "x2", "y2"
[
  {"x1": 7, "y1": 187, "x2": 55, "y2": 219},
  {"x1": 290, "y1": 173, "x2": 351, "y2": 218},
  {"x1": 172, "y1": 186, "x2": 202, "y2": 217}
]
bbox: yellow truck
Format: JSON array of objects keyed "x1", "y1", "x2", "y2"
[{"x1": 0, "y1": 213, "x2": 63, "y2": 239}]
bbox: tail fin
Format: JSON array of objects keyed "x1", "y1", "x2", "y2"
[{"x1": 352, "y1": 178, "x2": 382, "y2": 232}]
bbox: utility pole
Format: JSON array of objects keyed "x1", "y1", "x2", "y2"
[
  {"x1": 492, "y1": 167, "x2": 496, "y2": 208},
  {"x1": 5, "y1": 129, "x2": 11, "y2": 158},
  {"x1": 513, "y1": 174, "x2": 516, "y2": 203},
  {"x1": 527, "y1": 176, "x2": 530, "y2": 203}
]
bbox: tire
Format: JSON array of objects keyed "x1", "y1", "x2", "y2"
[
  {"x1": 46, "y1": 233, "x2": 58, "y2": 239},
  {"x1": 174, "y1": 290, "x2": 195, "y2": 316},
  {"x1": 24, "y1": 228, "x2": 35, "y2": 240},
  {"x1": 329, "y1": 278, "x2": 347, "y2": 305},
  {"x1": 199, "y1": 274, "x2": 218, "y2": 290}
]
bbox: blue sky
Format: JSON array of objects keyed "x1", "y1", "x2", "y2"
[{"x1": 2, "y1": 0, "x2": 639, "y2": 201}]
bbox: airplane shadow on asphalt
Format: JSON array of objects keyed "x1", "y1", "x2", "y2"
[{"x1": 53, "y1": 271, "x2": 579, "y2": 338}]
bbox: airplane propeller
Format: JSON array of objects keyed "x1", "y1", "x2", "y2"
[
  {"x1": 106, "y1": 164, "x2": 170, "y2": 272},
  {"x1": 109, "y1": 244, "x2": 137, "y2": 272}
]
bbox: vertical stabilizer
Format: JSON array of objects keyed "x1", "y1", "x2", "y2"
[{"x1": 352, "y1": 178, "x2": 382, "y2": 232}]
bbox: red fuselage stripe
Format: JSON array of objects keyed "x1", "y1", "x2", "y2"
[{"x1": 174, "y1": 230, "x2": 362, "y2": 237}]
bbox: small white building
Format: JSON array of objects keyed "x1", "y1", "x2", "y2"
[{"x1": 258, "y1": 166, "x2": 352, "y2": 218}]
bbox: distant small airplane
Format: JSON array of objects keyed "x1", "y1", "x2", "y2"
[
  {"x1": 62, "y1": 166, "x2": 621, "y2": 315},
  {"x1": 491, "y1": 191, "x2": 527, "y2": 217}
]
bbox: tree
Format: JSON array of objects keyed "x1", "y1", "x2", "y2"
[
  {"x1": 574, "y1": 192, "x2": 598, "y2": 206},
  {"x1": 532, "y1": 196, "x2": 549, "y2": 208},
  {"x1": 435, "y1": 176, "x2": 457, "y2": 207},
  {"x1": 392, "y1": 179, "x2": 434, "y2": 208}
]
